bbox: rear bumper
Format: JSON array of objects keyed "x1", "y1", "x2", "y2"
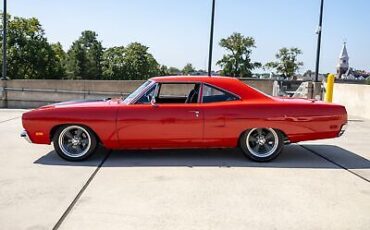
[{"x1": 20, "y1": 130, "x2": 32, "y2": 143}]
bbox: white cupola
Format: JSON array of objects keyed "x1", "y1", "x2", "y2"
[{"x1": 337, "y1": 42, "x2": 349, "y2": 70}]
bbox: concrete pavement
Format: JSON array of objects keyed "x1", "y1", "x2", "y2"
[
  {"x1": 0, "y1": 109, "x2": 369, "y2": 229},
  {"x1": 0, "y1": 109, "x2": 108, "y2": 229},
  {"x1": 301, "y1": 118, "x2": 370, "y2": 181}
]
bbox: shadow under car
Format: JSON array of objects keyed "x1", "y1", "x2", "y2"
[{"x1": 34, "y1": 144, "x2": 370, "y2": 170}]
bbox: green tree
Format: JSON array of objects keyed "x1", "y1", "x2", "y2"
[
  {"x1": 159, "y1": 65, "x2": 180, "y2": 76},
  {"x1": 158, "y1": 65, "x2": 184, "y2": 76},
  {"x1": 303, "y1": 69, "x2": 312, "y2": 76},
  {"x1": 122, "y1": 42, "x2": 159, "y2": 80},
  {"x1": 182, "y1": 63, "x2": 195, "y2": 75},
  {"x1": 159, "y1": 65, "x2": 183, "y2": 76},
  {"x1": 265, "y1": 47, "x2": 303, "y2": 79},
  {"x1": 101, "y1": 46, "x2": 126, "y2": 80},
  {"x1": 159, "y1": 65, "x2": 169, "y2": 76},
  {"x1": 50, "y1": 42, "x2": 66, "y2": 78},
  {"x1": 168, "y1": 67, "x2": 181, "y2": 75},
  {"x1": 101, "y1": 43, "x2": 160, "y2": 80},
  {"x1": 66, "y1": 30, "x2": 103, "y2": 79},
  {"x1": 217, "y1": 32, "x2": 261, "y2": 78},
  {"x1": 0, "y1": 14, "x2": 64, "y2": 79}
]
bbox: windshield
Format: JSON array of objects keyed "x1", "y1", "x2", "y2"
[{"x1": 122, "y1": 80, "x2": 153, "y2": 104}]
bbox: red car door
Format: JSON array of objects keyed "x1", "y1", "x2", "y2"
[
  {"x1": 116, "y1": 103, "x2": 203, "y2": 149},
  {"x1": 200, "y1": 84, "x2": 243, "y2": 148}
]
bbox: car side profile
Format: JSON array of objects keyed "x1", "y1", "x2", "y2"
[{"x1": 21, "y1": 76, "x2": 347, "y2": 162}]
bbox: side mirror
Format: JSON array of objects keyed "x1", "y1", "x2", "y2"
[{"x1": 150, "y1": 97, "x2": 158, "y2": 107}]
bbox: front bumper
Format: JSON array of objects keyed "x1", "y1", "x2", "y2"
[
  {"x1": 338, "y1": 123, "x2": 348, "y2": 137},
  {"x1": 20, "y1": 130, "x2": 32, "y2": 143}
]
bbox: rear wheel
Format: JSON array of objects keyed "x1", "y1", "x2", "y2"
[
  {"x1": 239, "y1": 128, "x2": 284, "y2": 162},
  {"x1": 53, "y1": 125, "x2": 97, "y2": 161}
]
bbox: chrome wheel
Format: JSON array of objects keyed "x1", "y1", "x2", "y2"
[
  {"x1": 246, "y1": 128, "x2": 279, "y2": 158},
  {"x1": 58, "y1": 125, "x2": 91, "y2": 158}
]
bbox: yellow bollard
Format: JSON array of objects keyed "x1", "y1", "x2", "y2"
[{"x1": 325, "y1": 74, "x2": 335, "y2": 103}]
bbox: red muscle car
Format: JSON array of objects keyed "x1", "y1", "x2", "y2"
[{"x1": 21, "y1": 76, "x2": 347, "y2": 162}]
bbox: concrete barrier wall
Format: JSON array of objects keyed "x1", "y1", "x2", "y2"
[
  {"x1": 333, "y1": 83, "x2": 370, "y2": 120},
  {"x1": 3, "y1": 79, "x2": 145, "y2": 108},
  {"x1": 0, "y1": 80, "x2": 6, "y2": 108},
  {"x1": 240, "y1": 79, "x2": 273, "y2": 95},
  {"x1": 0, "y1": 79, "x2": 273, "y2": 109}
]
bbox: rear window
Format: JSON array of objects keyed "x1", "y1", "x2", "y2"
[{"x1": 202, "y1": 84, "x2": 239, "y2": 103}]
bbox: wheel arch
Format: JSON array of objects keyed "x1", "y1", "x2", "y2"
[
  {"x1": 50, "y1": 123, "x2": 101, "y2": 144},
  {"x1": 238, "y1": 127, "x2": 290, "y2": 146}
]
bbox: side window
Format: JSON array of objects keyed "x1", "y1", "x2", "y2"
[
  {"x1": 156, "y1": 83, "x2": 200, "y2": 104},
  {"x1": 202, "y1": 84, "x2": 238, "y2": 103},
  {"x1": 159, "y1": 83, "x2": 195, "y2": 98}
]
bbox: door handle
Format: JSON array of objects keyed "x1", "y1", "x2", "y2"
[{"x1": 189, "y1": 111, "x2": 200, "y2": 118}]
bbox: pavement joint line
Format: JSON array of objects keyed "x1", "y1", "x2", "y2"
[
  {"x1": 0, "y1": 116, "x2": 20, "y2": 124},
  {"x1": 52, "y1": 150, "x2": 112, "y2": 230},
  {"x1": 300, "y1": 145, "x2": 370, "y2": 183},
  {"x1": 348, "y1": 119, "x2": 364, "y2": 122}
]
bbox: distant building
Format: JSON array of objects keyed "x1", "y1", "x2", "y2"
[
  {"x1": 334, "y1": 42, "x2": 369, "y2": 80},
  {"x1": 336, "y1": 42, "x2": 349, "y2": 79},
  {"x1": 341, "y1": 68, "x2": 370, "y2": 80},
  {"x1": 300, "y1": 70, "x2": 326, "y2": 81}
]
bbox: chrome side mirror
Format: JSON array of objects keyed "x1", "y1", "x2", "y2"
[{"x1": 150, "y1": 97, "x2": 158, "y2": 107}]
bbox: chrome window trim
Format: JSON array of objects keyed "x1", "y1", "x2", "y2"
[
  {"x1": 129, "y1": 81, "x2": 239, "y2": 105},
  {"x1": 197, "y1": 83, "x2": 203, "y2": 103},
  {"x1": 200, "y1": 83, "x2": 241, "y2": 103},
  {"x1": 128, "y1": 80, "x2": 156, "y2": 105},
  {"x1": 153, "y1": 81, "x2": 202, "y2": 104}
]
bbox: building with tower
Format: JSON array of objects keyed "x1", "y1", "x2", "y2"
[{"x1": 336, "y1": 42, "x2": 349, "y2": 79}]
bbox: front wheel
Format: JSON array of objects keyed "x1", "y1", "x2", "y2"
[
  {"x1": 53, "y1": 125, "x2": 98, "y2": 161},
  {"x1": 239, "y1": 128, "x2": 284, "y2": 162}
]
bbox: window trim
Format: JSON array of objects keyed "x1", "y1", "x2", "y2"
[
  {"x1": 129, "y1": 81, "x2": 156, "y2": 105},
  {"x1": 156, "y1": 82, "x2": 202, "y2": 104},
  {"x1": 133, "y1": 83, "x2": 158, "y2": 105},
  {"x1": 129, "y1": 81, "x2": 240, "y2": 105},
  {"x1": 127, "y1": 79, "x2": 157, "y2": 105},
  {"x1": 130, "y1": 81, "x2": 203, "y2": 105},
  {"x1": 200, "y1": 83, "x2": 241, "y2": 104}
]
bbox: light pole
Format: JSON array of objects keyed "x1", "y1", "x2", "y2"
[
  {"x1": 1, "y1": 0, "x2": 7, "y2": 80},
  {"x1": 208, "y1": 0, "x2": 216, "y2": 76},
  {"x1": 314, "y1": 0, "x2": 324, "y2": 82}
]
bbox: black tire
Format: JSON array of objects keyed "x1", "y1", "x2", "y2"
[
  {"x1": 53, "y1": 125, "x2": 98, "y2": 161},
  {"x1": 239, "y1": 128, "x2": 284, "y2": 162}
]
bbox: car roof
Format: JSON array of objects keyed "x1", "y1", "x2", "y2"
[{"x1": 150, "y1": 76, "x2": 272, "y2": 101}]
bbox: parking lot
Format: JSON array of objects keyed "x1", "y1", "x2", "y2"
[{"x1": 0, "y1": 109, "x2": 369, "y2": 229}]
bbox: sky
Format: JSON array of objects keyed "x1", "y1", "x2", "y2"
[{"x1": 3, "y1": 0, "x2": 370, "y2": 73}]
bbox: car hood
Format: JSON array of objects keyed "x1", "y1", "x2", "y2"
[{"x1": 36, "y1": 98, "x2": 121, "y2": 110}]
